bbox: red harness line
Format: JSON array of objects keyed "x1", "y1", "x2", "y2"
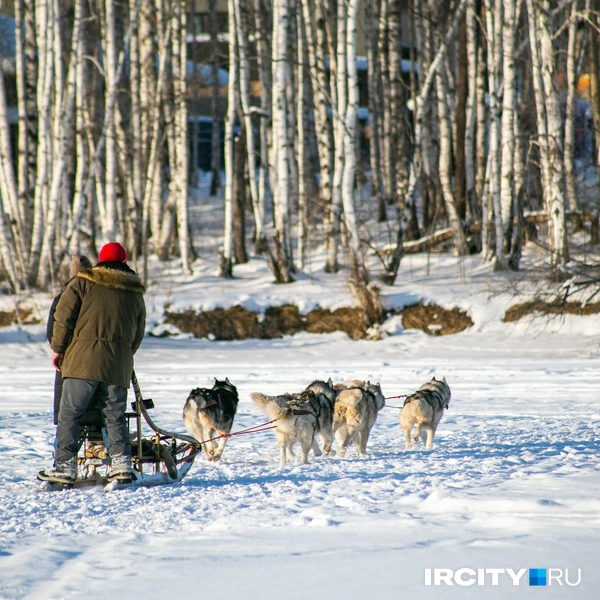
[{"x1": 196, "y1": 417, "x2": 280, "y2": 446}]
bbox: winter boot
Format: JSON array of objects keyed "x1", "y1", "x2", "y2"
[
  {"x1": 37, "y1": 457, "x2": 77, "y2": 484},
  {"x1": 107, "y1": 455, "x2": 134, "y2": 483}
]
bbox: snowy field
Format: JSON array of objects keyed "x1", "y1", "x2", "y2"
[{"x1": 1, "y1": 252, "x2": 600, "y2": 599}]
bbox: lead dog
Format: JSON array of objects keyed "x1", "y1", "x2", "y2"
[
  {"x1": 183, "y1": 378, "x2": 239, "y2": 461},
  {"x1": 251, "y1": 388, "x2": 322, "y2": 465},
  {"x1": 399, "y1": 377, "x2": 451, "y2": 449},
  {"x1": 333, "y1": 380, "x2": 385, "y2": 457}
]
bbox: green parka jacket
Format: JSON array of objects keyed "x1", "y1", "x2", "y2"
[{"x1": 50, "y1": 262, "x2": 146, "y2": 388}]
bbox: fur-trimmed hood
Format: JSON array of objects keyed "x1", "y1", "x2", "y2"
[{"x1": 77, "y1": 265, "x2": 145, "y2": 294}]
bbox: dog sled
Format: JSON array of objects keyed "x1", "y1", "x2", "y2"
[{"x1": 38, "y1": 372, "x2": 202, "y2": 492}]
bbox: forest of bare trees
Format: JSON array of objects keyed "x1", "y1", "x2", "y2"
[{"x1": 0, "y1": 0, "x2": 599, "y2": 297}]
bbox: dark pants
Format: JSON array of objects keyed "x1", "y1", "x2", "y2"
[{"x1": 55, "y1": 378, "x2": 130, "y2": 462}]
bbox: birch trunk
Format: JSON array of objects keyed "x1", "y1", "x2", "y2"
[
  {"x1": 103, "y1": 0, "x2": 119, "y2": 242},
  {"x1": 475, "y1": 0, "x2": 487, "y2": 211},
  {"x1": 209, "y1": 0, "x2": 222, "y2": 196},
  {"x1": 301, "y1": 0, "x2": 333, "y2": 232},
  {"x1": 484, "y1": 0, "x2": 505, "y2": 266},
  {"x1": 589, "y1": 0, "x2": 600, "y2": 242},
  {"x1": 499, "y1": 0, "x2": 518, "y2": 259},
  {"x1": 465, "y1": 2, "x2": 478, "y2": 221},
  {"x1": 365, "y1": 0, "x2": 385, "y2": 220},
  {"x1": 69, "y1": 0, "x2": 89, "y2": 256},
  {"x1": 38, "y1": 0, "x2": 81, "y2": 287},
  {"x1": 28, "y1": 0, "x2": 53, "y2": 282},
  {"x1": 271, "y1": 0, "x2": 293, "y2": 270},
  {"x1": 0, "y1": 67, "x2": 26, "y2": 288},
  {"x1": 526, "y1": 0, "x2": 569, "y2": 265},
  {"x1": 173, "y1": 0, "x2": 191, "y2": 274},
  {"x1": 326, "y1": 0, "x2": 348, "y2": 273},
  {"x1": 254, "y1": 0, "x2": 271, "y2": 235},
  {"x1": 220, "y1": 0, "x2": 238, "y2": 277},
  {"x1": 234, "y1": 0, "x2": 262, "y2": 242},
  {"x1": 435, "y1": 67, "x2": 469, "y2": 255},
  {"x1": 14, "y1": 0, "x2": 31, "y2": 250},
  {"x1": 297, "y1": 12, "x2": 307, "y2": 268},
  {"x1": 129, "y1": 0, "x2": 143, "y2": 259},
  {"x1": 342, "y1": 0, "x2": 363, "y2": 270},
  {"x1": 563, "y1": 0, "x2": 580, "y2": 212}
]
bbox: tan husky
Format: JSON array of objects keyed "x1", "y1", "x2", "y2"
[
  {"x1": 333, "y1": 380, "x2": 385, "y2": 457},
  {"x1": 399, "y1": 377, "x2": 451, "y2": 449}
]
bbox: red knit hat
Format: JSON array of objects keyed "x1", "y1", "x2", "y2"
[{"x1": 99, "y1": 242, "x2": 127, "y2": 263}]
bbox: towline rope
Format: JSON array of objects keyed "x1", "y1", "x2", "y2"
[
  {"x1": 196, "y1": 414, "x2": 285, "y2": 446},
  {"x1": 383, "y1": 393, "x2": 408, "y2": 409}
]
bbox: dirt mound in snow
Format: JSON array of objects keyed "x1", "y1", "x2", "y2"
[
  {"x1": 164, "y1": 302, "x2": 473, "y2": 340},
  {"x1": 164, "y1": 305, "x2": 368, "y2": 340},
  {"x1": 396, "y1": 303, "x2": 474, "y2": 336},
  {"x1": 503, "y1": 300, "x2": 600, "y2": 322},
  {"x1": 0, "y1": 309, "x2": 39, "y2": 327}
]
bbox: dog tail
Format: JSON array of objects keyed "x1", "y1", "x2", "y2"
[
  {"x1": 250, "y1": 392, "x2": 270, "y2": 408},
  {"x1": 251, "y1": 392, "x2": 284, "y2": 420}
]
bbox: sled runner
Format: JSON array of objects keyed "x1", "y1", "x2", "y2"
[{"x1": 38, "y1": 372, "x2": 202, "y2": 492}]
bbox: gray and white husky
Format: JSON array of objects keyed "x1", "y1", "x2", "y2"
[
  {"x1": 332, "y1": 380, "x2": 385, "y2": 457},
  {"x1": 251, "y1": 388, "x2": 321, "y2": 465},
  {"x1": 183, "y1": 378, "x2": 239, "y2": 461},
  {"x1": 304, "y1": 379, "x2": 337, "y2": 457},
  {"x1": 399, "y1": 377, "x2": 451, "y2": 449}
]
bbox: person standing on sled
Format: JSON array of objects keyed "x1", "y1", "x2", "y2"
[{"x1": 39, "y1": 242, "x2": 146, "y2": 485}]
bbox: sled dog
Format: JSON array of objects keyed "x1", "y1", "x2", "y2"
[
  {"x1": 304, "y1": 379, "x2": 337, "y2": 456},
  {"x1": 183, "y1": 378, "x2": 239, "y2": 461},
  {"x1": 251, "y1": 388, "x2": 322, "y2": 465},
  {"x1": 399, "y1": 377, "x2": 451, "y2": 449},
  {"x1": 333, "y1": 380, "x2": 385, "y2": 457}
]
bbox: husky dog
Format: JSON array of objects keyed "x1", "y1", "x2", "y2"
[
  {"x1": 400, "y1": 377, "x2": 451, "y2": 449},
  {"x1": 251, "y1": 388, "x2": 321, "y2": 465},
  {"x1": 333, "y1": 380, "x2": 385, "y2": 457},
  {"x1": 304, "y1": 379, "x2": 337, "y2": 456},
  {"x1": 183, "y1": 378, "x2": 239, "y2": 461}
]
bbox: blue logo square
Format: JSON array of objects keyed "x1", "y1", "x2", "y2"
[{"x1": 529, "y1": 568, "x2": 547, "y2": 586}]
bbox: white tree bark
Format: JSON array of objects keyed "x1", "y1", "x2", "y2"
[
  {"x1": 103, "y1": 0, "x2": 119, "y2": 242},
  {"x1": 28, "y1": 0, "x2": 53, "y2": 281},
  {"x1": 327, "y1": 0, "x2": 348, "y2": 272},
  {"x1": 0, "y1": 68, "x2": 26, "y2": 288},
  {"x1": 254, "y1": 0, "x2": 271, "y2": 231},
  {"x1": 271, "y1": 0, "x2": 293, "y2": 266},
  {"x1": 14, "y1": 0, "x2": 31, "y2": 246},
  {"x1": 297, "y1": 11, "x2": 307, "y2": 268},
  {"x1": 221, "y1": 0, "x2": 238, "y2": 276},
  {"x1": 38, "y1": 0, "x2": 81, "y2": 287},
  {"x1": 526, "y1": 0, "x2": 569, "y2": 265},
  {"x1": 465, "y1": 2, "x2": 478, "y2": 220},
  {"x1": 484, "y1": 0, "x2": 505, "y2": 266},
  {"x1": 301, "y1": 0, "x2": 333, "y2": 229},
  {"x1": 499, "y1": 0, "x2": 518, "y2": 261},
  {"x1": 564, "y1": 0, "x2": 580, "y2": 212},
  {"x1": 234, "y1": 0, "x2": 263, "y2": 242},
  {"x1": 173, "y1": 0, "x2": 191, "y2": 274},
  {"x1": 341, "y1": 0, "x2": 362, "y2": 262}
]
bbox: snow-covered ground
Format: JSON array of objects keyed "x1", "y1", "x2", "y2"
[{"x1": 1, "y1": 250, "x2": 599, "y2": 599}]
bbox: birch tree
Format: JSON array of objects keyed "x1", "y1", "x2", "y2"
[
  {"x1": 220, "y1": 0, "x2": 239, "y2": 277},
  {"x1": 526, "y1": 0, "x2": 569, "y2": 266}
]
